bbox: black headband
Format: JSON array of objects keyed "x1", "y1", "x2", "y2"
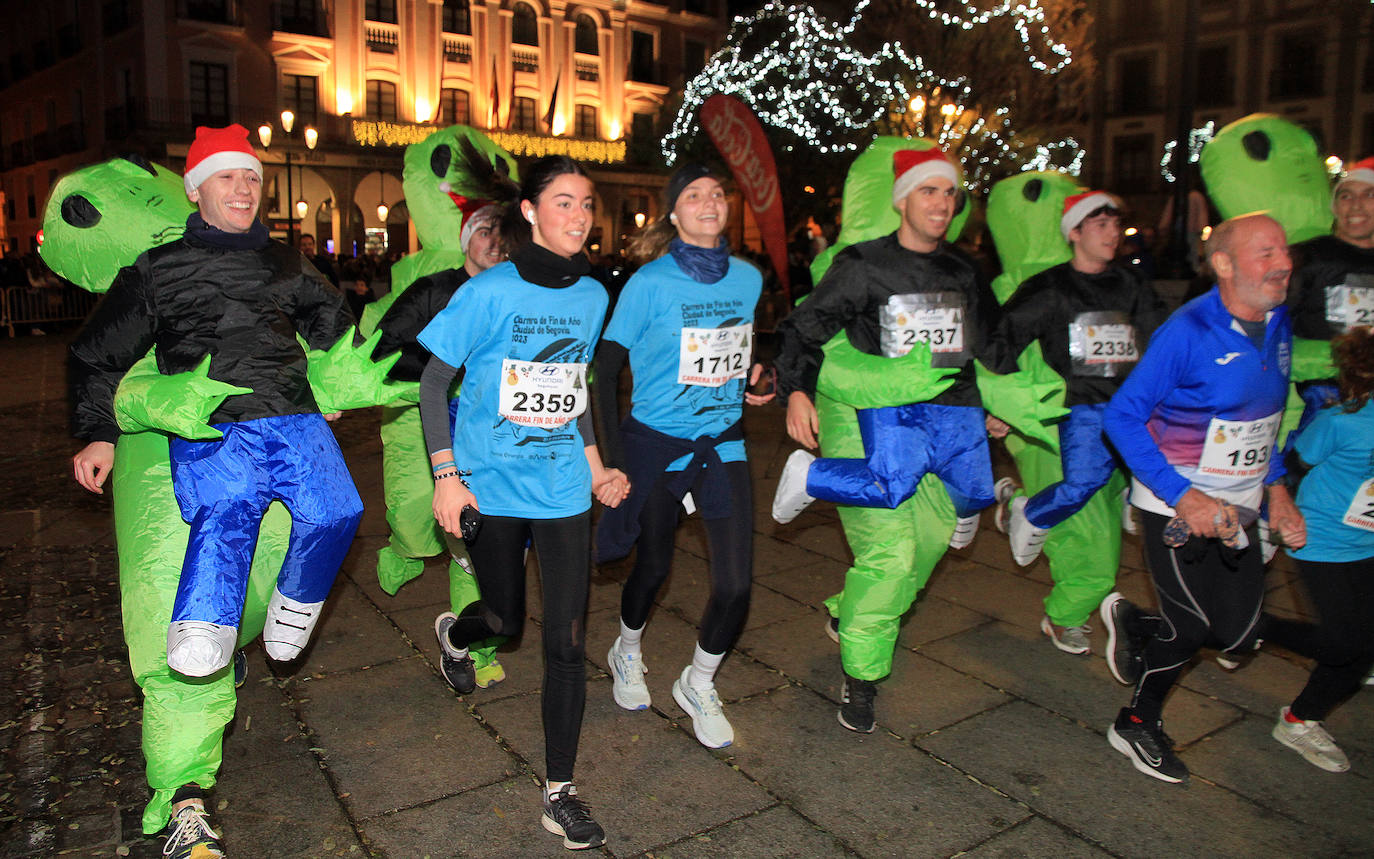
[{"x1": 664, "y1": 163, "x2": 717, "y2": 213}]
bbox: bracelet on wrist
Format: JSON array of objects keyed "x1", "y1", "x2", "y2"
[
  {"x1": 434, "y1": 470, "x2": 462, "y2": 480},
  {"x1": 431, "y1": 459, "x2": 457, "y2": 475}
]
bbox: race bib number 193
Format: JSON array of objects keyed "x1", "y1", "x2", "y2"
[
  {"x1": 1196, "y1": 412, "x2": 1282, "y2": 478},
  {"x1": 498, "y1": 359, "x2": 587, "y2": 427}
]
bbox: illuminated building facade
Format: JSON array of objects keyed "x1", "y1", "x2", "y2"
[{"x1": 0, "y1": 0, "x2": 727, "y2": 257}]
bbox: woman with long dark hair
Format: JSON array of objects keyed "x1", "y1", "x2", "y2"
[
  {"x1": 417, "y1": 155, "x2": 628, "y2": 850},
  {"x1": 593, "y1": 164, "x2": 770, "y2": 748}
]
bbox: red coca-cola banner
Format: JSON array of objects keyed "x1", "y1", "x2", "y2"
[{"x1": 700, "y1": 94, "x2": 790, "y2": 300}]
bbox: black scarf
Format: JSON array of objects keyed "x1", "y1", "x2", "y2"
[
  {"x1": 511, "y1": 242, "x2": 591, "y2": 288},
  {"x1": 184, "y1": 212, "x2": 271, "y2": 250},
  {"x1": 669, "y1": 236, "x2": 730, "y2": 284}
]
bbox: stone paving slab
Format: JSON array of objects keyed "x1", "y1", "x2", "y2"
[
  {"x1": 918, "y1": 700, "x2": 1340, "y2": 859},
  {"x1": 293, "y1": 657, "x2": 518, "y2": 821},
  {"x1": 957, "y1": 816, "x2": 1113, "y2": 858},
  {"x1": 297, "y1": 578, "x2": 418, "y2": 678},
  {"x1": 646, "y1": 804, "x2": 852, "y2": 858},
  {"x1": 724, "y1": 685, "x2": 1031, "y2": 858}
]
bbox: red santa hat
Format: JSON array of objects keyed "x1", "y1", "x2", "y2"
[
  {"x1": 183, "y1": 124, "x2": 262, "y2": 196},
  {"x1": 1334, "y1": 156, "x2": 1374, "y2": 202},
  {"x1": 458, "y1": 200, "x2": 502, "y2": 254},
  {"x1": 1060, "y1": 190, "x2": 1123, "y2": 240},
  {"x1": 892, "y1": 148, "x2": 959, "y2": 206}
]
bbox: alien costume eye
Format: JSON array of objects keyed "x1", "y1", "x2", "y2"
[
  {"x1": 1242, "y1": 131, "x2": 1271, "y2": 161},
  {"x1": 1022, "y1": 178, "x2": 1044, "y2": 203},
  {"x1": 61, "y1": 194, "x2": 102, "y2": 228},
  {"x1": 431, "y1": 144, "x2": 453, "y2": 178},
  {"x1": 953, "y1": 189, "x2": 968, "y2": 217},
  {"x1": 121, "y1": 153, "x2": 158, "y2": 176}
]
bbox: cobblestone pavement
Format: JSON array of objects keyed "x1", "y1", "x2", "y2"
[{"x1": 1, "y1": 332, "x2": 1371, "y2": 858}]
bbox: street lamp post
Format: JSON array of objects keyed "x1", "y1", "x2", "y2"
[{"x1": 257, "y1": 110, "x2": 317, "y2": 247}]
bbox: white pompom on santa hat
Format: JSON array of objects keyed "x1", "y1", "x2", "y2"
[
  {"x1": 183, "y1": 124, "x2": 263, "y2": 196},
  {"x1": 1060, "y1": 190, "x2": 1122, "y2": 241},
  {"x1": 891, "y1": 148, "x2": 959, "y2": 207},
  {"x1": 1334, "y1": 156, "x2": 1374, "y2": 203}
]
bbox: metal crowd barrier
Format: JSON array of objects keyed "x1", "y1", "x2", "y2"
[{"x1": 1, "y1": 285, "x2": 98, "y2": 337}]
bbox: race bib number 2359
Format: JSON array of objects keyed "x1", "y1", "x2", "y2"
[{"x1": 498, "y1": 359, "x2": 587, "y2": 427}]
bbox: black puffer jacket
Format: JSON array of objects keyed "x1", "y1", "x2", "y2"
[
  {"x1": 373, "y1": 267, "x2": 470, "y2": 382},
  {"x1": 70, "y1": 232, "x2": 353, "y2": 442},
  {"x1": 774, "y1": 232, "x2": 1004, "y2": 408},
  {"x1": 983, "y1": 261, "x2": 1168, "y2": 407},
  {"x1": 1289, "y1": 234, "x2": 1374, "y2": 341}
]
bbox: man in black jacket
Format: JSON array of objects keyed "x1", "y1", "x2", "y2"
[{"x1": 69, "y1": 124, "x2": 362, "y2": 859}]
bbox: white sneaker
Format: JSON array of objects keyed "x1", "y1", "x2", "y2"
[
  {"x1": 948, "y1": 513, "x2": 980, "y2": 549},
  {"x1": 1121, "y1": 488, "x2": 1138, "y2": 535},
  {"x1": 262, "y1": 589, "x2": 325, "y2": 662},
  {"x1": 1008, "y1": 496, "x2": 1048, "y2": 566},
  {"x1": 1272, "y1": 706, "x2": 1350, "y2": 772},
  {"x1": 772, "y1": 449, "x2": 817, "y2": 524},
  {"x1": 608, "y1": 637, "x2": 651, "y2": 710},
  {"x1": 993, "y1": 477, "x2": 1017, "y2": 534},
  {"x1": 166, "y1": 620, "x2": 238, "y2": 676},
  {"x1": 1040, "y1": 615, "x2": 1091, "y2": 655},
  {"x1": 671, "y1": 666, "x2": 734, "y2": 748}
]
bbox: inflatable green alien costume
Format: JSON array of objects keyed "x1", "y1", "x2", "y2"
[
  {"x1": 1200, "y1": 113, "x2": 1337, "y2": 430},
  {"x1": 363, "y1": 126, "x2": 519, "y2": 686},
  {"x1": 44, "y1": 155, "x2": 394, "y2": 835},
  {"x1": 979, "y1": 171, "x2": 1127, "y2": 630},
  {"x1": 804, "y1": 137, "x2": 978, "y2": 683}
]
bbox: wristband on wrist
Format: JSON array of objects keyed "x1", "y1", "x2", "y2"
[{"x1": 431, "y1": 459, "x2": 457, "y2": 475}]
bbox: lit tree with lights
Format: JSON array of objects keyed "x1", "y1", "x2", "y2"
[{"x1": 665, "y1": 0, "x2": 1093, "y2": 213}]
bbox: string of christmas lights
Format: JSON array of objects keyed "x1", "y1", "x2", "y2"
[
  {"x1": 1159, "y1": 122, "x2": 1215, "y2": 183},
  {"x1": 900, "y1": 0, "x2": 1074, "y2": 73}
]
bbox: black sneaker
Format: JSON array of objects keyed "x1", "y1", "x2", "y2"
[
  {"x1": 162, "y1": 787, "x2": 225, "y2": 858},
  {"x1": 1099, "y1": 593, "x2": 1144, "y2": 686},
  {"x1": 232, "y1": 649, "x2": 247, "y2": 689},
  {"x1": 434, "y1": 612, "x2": 476, "y2": 695},
  {"x1": 541, "y1": 784, "x2": 605, "y2": 850},
  {"x1": 824, "y1": 615, "x2": 840, "y2": 644},
  {"x1": 1107, "y1": 709, "x2": 1189, "y2": 784},
  {"x1": 838, "y1": 675, "x2": 876, "y2": 733}
]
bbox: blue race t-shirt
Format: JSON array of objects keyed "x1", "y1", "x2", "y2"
[
  {"x1": 418, "y1": 261, "x2": 608, "y2": 518},
  {"x1": 602, "y1": 254, "x2": 761, "y2": 468},
  {"x1": 1288, "y1": 399, "x2": 1374, "y2": 563}
]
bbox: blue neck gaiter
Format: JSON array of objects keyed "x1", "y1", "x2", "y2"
[{"x1": 669, "y1": 236, "x2": 730, "y2": 284}]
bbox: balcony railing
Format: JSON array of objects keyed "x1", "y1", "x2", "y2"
[
  {"x1": 512, "y1": 49, "x2": 539, "y2": 74},
  {"x1": 366, "y1": 23, "x2": 399, "y2": 54},
  {"x1": 443, "y1": 35, "x2": 472, "y2": 64},
  {"x1": 576, "y1": 60, "x2": 599, "y2": 82},
  {"x1": 101, "y1": 98, "x2": 355, "y2": 147}
]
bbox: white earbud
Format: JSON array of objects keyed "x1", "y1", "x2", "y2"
[
  {"x1": 669, "y1": 213, "x2": 678, "y2": 223},
  {"x1": 526, "y1": 211, "x2": 535, "y2": 225}
]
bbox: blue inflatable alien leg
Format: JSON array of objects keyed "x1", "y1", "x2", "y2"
[{"x1": 1023, "y1": 404, "x2": 1117, "y2": 530}]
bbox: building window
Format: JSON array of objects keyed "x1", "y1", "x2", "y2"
[
  {"x1": 512, "y1": 3, "x2": 538, "y2": 47},
  {"x1": 574, "y1": 15, "x2": 598, "y2": 55},
  {"x1": 189, "y1": 61, "x2": 229, "y2": 126},
  {"x1": 1363, "y1": 113, "x2": 1374, "y2": 154},
  {"x1": 1117, "y1": 54, "x2": 1154, "y2": 114},
  {"x1": 367, "y1": 80, "x2": 397, "y2": 121},
  {"x1": 442, "y1": 0, "x2": 470, "y2": 35},
  {"x1": 1270, "y1": 30, "x2": 1324, "y2": 100},
  {"x1": 1113, "y1": 133, "x2": 1155, "y2": 192},
  {"x1": 183, "y1": 0, "x2": 229, "y2": 23},
  {"x1": 283, "y1": 74, "x2": 318, "y2": 125},
  {"x1": 440, "y1": 88, "x2": 470, "y2": 125},
  {"x1": 511, "y1": 96, "x2": 536, "y2": 132},
  {"x1": 574, "y1": 104, "x2": 597, "y2": 138},
  {"x1": 1194, "y1": 44, "x2": 1233, "y2": 108},
  {"x1": 684, "y1": 38, "x2": 707, "y2": 80},
  {"x1": 275, "y1": 0, "x2": 323, "y2": 35},
  {"x1": 630, "y1": 31, "x2": 656, "y2": 83},
  {"x1": 365, "y1": 0, "x2": 396, "y2": 24}
]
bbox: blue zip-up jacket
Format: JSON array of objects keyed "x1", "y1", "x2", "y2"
[{"x1": 1104, "y1": 286, "x2": 1291, "y2": 515}]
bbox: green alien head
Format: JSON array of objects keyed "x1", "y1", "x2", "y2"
[
  {"x1": 811, "y1": 136, "x2": 972, "y2": 284},
  {"x1": 986, "y1": 171, "x2": 1081, "y2": 297},
  {"x1": 404, "y1": 124, "x2": 519, "y2": 250},
  {"x1": 1200, "y1": 113, "x2": 1332, "y2": 245},
  {"x1": 40, "y1": 154, "x2": 193, "y2": 294}
]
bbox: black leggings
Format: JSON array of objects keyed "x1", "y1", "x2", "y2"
[
  {"x1": 620, "y1": 460, "x2": 753, "y2": 655},
  {"x1": 447, "y1": 512, "x2": 590, "y2": 783},
  {"x1": 1260, "y1": 556, "x2": 1374, "y2": 721},
  {"x1": 1131, "y1": 511, "x2": 1266, "y2": 723}
]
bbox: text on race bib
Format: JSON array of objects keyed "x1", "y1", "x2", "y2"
[
  {"x1": 880, "y1": 292, "x2": 965, "y2": 359},
  {"x1": 678, "y1": 324, "x2": 752, "y2": 387},
  {"x1": 1068, "y1": 311, "x2": 1139, "y2": 377},
  {"x1": 1342, "y1": 477, "x2": 1374, "y2": 532},
  {"x1": 1325, "y1": 277, "x2": 1374, "y2": 332},
  {"x1": 1197, "y1": 412, "x2": 1282, "y2": 479},
  {"x1": 497, "y1": 359, "x2": 588, "y2": 427}
]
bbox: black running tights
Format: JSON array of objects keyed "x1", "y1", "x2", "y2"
[
  {"x1": 448, "y1": 512, "x2": 590, "y2": 783},
  {"x1": 619, "y1": 461, "x2": 753, "y2": 655},
  {"x1": 1260, "y1": 556, "x2": 1374, "y2": 721},
  {"x1": 1131, "y1": 511, "x2": 1266, "y2": 723}
]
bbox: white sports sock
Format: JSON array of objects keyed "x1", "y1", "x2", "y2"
[
  {"x1": 687, "y1": 643, "x2": 725, "y2": 689},
  {"x1": 618, "y1": 619, "x2": 645, "y2": 657},
  {"x1": 546, "y1": 779, "x2": 572, "y2": 799}
]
